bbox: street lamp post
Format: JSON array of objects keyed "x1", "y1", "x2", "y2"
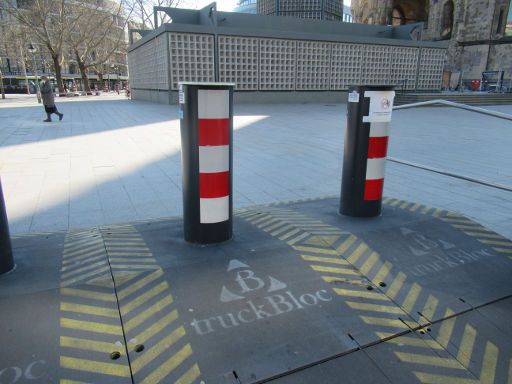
[{"x1": 27, "y1": 43, "x2": 41, "y2": 104}]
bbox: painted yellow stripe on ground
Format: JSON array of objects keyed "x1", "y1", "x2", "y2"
[
  {"x1": 396, "y1": 352, "x2": 465, "y2": 369},
  {"x1": 372, "y1": 261, "x2": 392, "y2": 284},
  {"x1": 451, "y1": 224, "x2": 490, "y2": 231},
  {"x1": 413, "y1": 372, "x2": 479, "y2": 384},
  {"x1": 279, "y1": 228, "x2": 302, "y2": 241},
  {"x1": 62, "y1": 254, "x2": 106, "y2": 266},
  {"x1": 420, "y1": 206, "x2": 433, "y2": 215},
  {"x1": 134, "y1": 309, "x2": 179, "y2": 345},
  {"x1": 121, "y1": 281, "x2": 168, "y2": 315},
  {"x1": 463, "y1": 232, "x2": 505, "y2": 239},
  {"x1": 494, "y1": 248, "x2": 512, "y2": 254},
  {"x1": 61, "y1": 266, "x2": 110, "y2": 287},
  {"x1": 60, "y1": 357, "x2": 130, "y2": 377},
  {"x1": 131, "y1": 326, "x2": 186, "y2": 373},
  {"x1": 140, "y1": 344, "x2": 193, "y2": 384},
  {"x1": 264, "y1": 221, "x2": 289, "y2": 232},
  {"x1": 441, "y1": 217, "x2": 475, "y2": 224},
  {"x1": 361, "y1": 316, "x2": 408, "y2": 328},
  {"x1": 287, "y1": 232, "x2": 310, "y2": 246},
  {"x1": 359, "y1": 252, "x2": 380, "y2": 275},
  {"x1": 61, "y1": 261, "x2": 108, "y2": 279},
  {"x1": 432, "y1": 208, "x2": 445, "y2": 217},
  {"x1": 175, "y1": 364, "x2": 201, "y2": 384},
  {"x1": 436, "y1": 309, "x2": 456, "y2": 348},
  {"x1": 270, "y1": 225, "x2": 296, "y2": 237},
  {"x1": 301, "y1": 255, "x2": 349, "y2": 265},
  {"x1": 376, "y1": 333, "x2": 443, "y2": 350},
  {"x1": 107, "y1": 252, "x2": 153, "y2": 257},
  {"x1": 124, "y1": 295, "x2": 174, "y2": 332},
  {"x1": 117, "y1": 269, "x2": 164, "y2": 300},
  {"x1": 60, "y1": 318, "x2": 122, "y2": 336},
  {"x1": 480, "y1": 342, "x2": 498, "y2": 384},
  {"x1": 386, "y1": 272, "x2": 407, "y2": 300},
  {"x1": 346, "y1": 243, "x2": 368, "y2": 264},
  {"x1": 399, "y1": 201, "x2": 411, "y2": 209},
  {"x1": 421, "y1": 295, "x2": 439, "y2": 321},
  {"x1": 333, "y1": 288, "x2": 390, "y2": 300},
  {"x1": 60, "y1": 302, "x2": 118, "y2": 318},
  {"x1": 321, "y1": 276, "x2": 354, "y2": 284},
  {"x1": 249, "y1": 214, "x2": 273, "y2": 225},
  {"x1": 60, "y1": 336, "x2": 121, "y2": 354},
  {"x1": 477, "y1": 239, "x2": 512, "y2": 247},
  {"x1": 60, "y1": 379, "x2": 93, "y2": 384},
  {"x1": 60, "y1": 288, "x2": 115, "y2": 302},
  {"x1": 109, "y1": 257, "x2": 157, "y2": 263},
  {"x1": 401, "y1": 283, "x2": 422, "y2": 313},
  {"x1": 346, "y1": 301, "x2": 404, "y2": 314},
  {"x1": 335, "y1": 235, "x2": 358, "y2": 255},
  {"x1": 382, "y1": 197, "x2": 393, "y2": 204},
  {"x1": 390, "y1": 199, "x2": 401, "y2": 206},
  {"x1": 110, "y1": 264, "x2": 159, "y2": 270},
  {"x1": 63, "y1": 243, "x2": 104, "y2": 256},
  {"x1": 292, "y1": 245, "x2": 338, "y2": 256},
  {"x1": 409, "y1": 203, "x2": 422, "y2": 212},
  {"x1": 456, "y1": 324, "x2": 477, "y2": 368},
  {"x1": 311, "y1": 265, "x2": 358, "y2": 275}
]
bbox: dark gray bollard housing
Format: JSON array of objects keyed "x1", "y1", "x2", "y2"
[
  {"x1": 340, "y1": 85, "x2": 395, "y2": 217},
  {"x1": 179, "y1": 82, "x2": 234, "y2": 244},
  {"x1": 0, "y1": 178, "x2": 14, "y2": 275}
]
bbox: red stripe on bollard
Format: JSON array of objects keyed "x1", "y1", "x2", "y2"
[
  {"x1": 367, "y1": 136, "x2": 388, "y2": 158},
  {"x1": 198, "y1": 118, "x2": 230, "y2": 146},
  {"x1": 364, "y1": 179, "x2": 384, "y2": 200},
  {"x1": 199, "y1": 171, "x2": 230, "y2": 198}
]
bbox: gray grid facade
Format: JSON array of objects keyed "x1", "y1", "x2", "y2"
[{"x1": 257, "y1": 0, "x2": 344, "y2": 20}]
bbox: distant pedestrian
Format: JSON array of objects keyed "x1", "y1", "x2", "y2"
[{"x1": 40, "y1": 76, "x2": 63, "y2": 122}]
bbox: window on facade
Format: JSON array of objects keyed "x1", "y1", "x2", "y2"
[
  {"x1": 391, "y1": 6, "x2": 405, "y2": 25},
  {"x1": 505, "y1": 1, "x2": 512, "y2": 36},
  {"x1": 440, "y1": 0, "x2": 454, "y2": 39}
]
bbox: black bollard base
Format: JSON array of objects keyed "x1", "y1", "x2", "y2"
[{"x1": 0, "y1": 179, "x2": 14, "y2": 275}]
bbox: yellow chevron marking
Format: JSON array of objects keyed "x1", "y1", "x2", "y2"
[
  {"x1": 124, "y1": 295, "x2": 174, "y2": 332},
  {"x1": 131, "y1": 326, "x2": 186, "y2": 373},
  {"x1": 60, "y1": 288, "x2": 115, "y2": 302},
  {"x1": 456, "y1": 324, "x2": 477, "y2": 367},
  {"x1": 451, "y1": 224, "x2": 490, "y2": 231},
  {"x1": 109, "y1": 257, "x2": 157, "y2": 263},
  {"x1": 361, "y1": 316, "x2": 408, "y2": 328},
  {"x1": 270, "y1": 224, "x2": 297, "y2": 236},
  {"x1": 390, "y1": 199, "x2": 401, "y2": 206},
  {"x1": 382, "y1": 197, "x2": 392, "y2": 204},
  {"x1": 335, "y1": 235, "x2": 358, "y2": 255},
  {"x1": 359, "y1": 252, "x2": 380, "y2": 275},
  {"x1": 396, "y1": 352, "x2": 465, "y2": 369},
  {"x1": 140, "y1": 344, "x2": 193, "y2": 384},
  {"x1": 279, "y1": 228, "x2": 302, "y2": 241},
  {"x1": 60, "y1": 379, "x2": 93, "y2": 384},
  {"x1": 117, "y1": 269, "x2": 164, "y2": 300},
  {"x1": 301, "y1": 255, "x2": 349, "y2": 265},
  {"x1": 293, "y1": 245, "x2": 338, "y2": 256},
  {"x1": 250, "y1": 214, "x2": 273, "y2": 225},
  {"x1": 110, "y1": 264, "x2": 159, "y2": 270},
  {"x1": 441, "y1": 217, "x2": 474, "y2": 224},
  {"x1": 107, "y1": 251, "x2": 153, "y2": 257},
  {"x1": 62, "y1": 254, "x2": 105, "y2": 266},
  {"x1": 463, "y1": 232, "x2": 505, "y2": 239},
  {"x1": 494, "y1": 248, "x2": 512, "y2": 254},
  {"x1": 60, "y1": 357, "x2": 130, "y2": 377},
  {"x1": 256, "y1": 217, "x2": 281, "y2": 228},
  {"x1": 61, "y1": 266, "x2": 110, "y2": 287},
  {"x1": 333, "y1": 288, "x2": 390, "y2": 300},
  {"x1": 134, "y1": 309, "x2": 179, "y2": 345},
  {"x1": 409, "y1": 203, "x2": 422, "y2": 212},
  {"x1": 60, "y1": 318, "x2": 123, "y2": 335},
  {"x1": 346, "y1": 243, "x2": 368, "y2": 264},
  {"x1": 63, "y1": 244, "x2": 104, "y2": 257},
  {"x1": 421, "y1": 295, "x2": 439, "y2": 321},
  {"x1": 372, "y1": 261, "x2": 392, "y2": 284},
  {"x1": 436, "y1": 309, "x2": 456, "y2": 348},
  {"x1": 402, "y1": 283, "x2": 422, "y2": 313},
  {"x1": 386, "y1": 272, "x2": 407, "y2": 300},
  {"x1": 305, "y1": 235, "x2": 340, "y2": 247},
  {"x1": 477, "y1": 239, "x2": 512, "y2": 246},
  {"x1": 432, "y1": 208, "x2": 445, "y2": 217},
  {"x1": 421, "y1": 206, "x2": 433, "y2": 214},
  {"x1": 311, "y1": 265, "x2": 359, "y2": 275},
  {"x1": 60, "y1": 336, "x2": 121, "y2": 354},
  {"x1": 480, "y1": 342, "x2": 498, "y2": 384},
  {"x1": 399, "y1": 201, "x2": 411, "y2": 209},
  {"x1": 346, "y1": 301, "x2": 404, "y2": 314},
  {"x1": 120, "y1": 281, "x2": 168, "y2": 315},
  {"x1": 377, "y1": 332, "x2": 443, "y2": 350},
  {"x1": 322, "y1": 276, "x2": 364, "y2": 284},
  {"x1": 413, "y1": 372, "x2": 480, "y2": 384},
  {"x1": 61, "y1": 261, "x2": 108, "y2": 278},
  {"x1": 175, "y1": 364, "x2": 201, "y2": 384},
  {"x1": 265, "y1": 221, "x2": 289, "y2": 233},
  {"x1": 60, "y1": 302, "x2": 118, "y2": 318},
  {"x1": 287, "y1": 232, "x2": 310, "y2": 245}
]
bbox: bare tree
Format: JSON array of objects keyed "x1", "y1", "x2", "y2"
[
  {"x1": 0, "y1": 21, "x2": 33, "y2": 93},
  {"x1": 129, "y1": 0, "x2": 183, "y2": 30},
  {"x1": 5, "y1": 0, "x2": 68, "y2": 92}
]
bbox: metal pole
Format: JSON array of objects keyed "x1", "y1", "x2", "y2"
[
  {"x1": 32, "y1": 53, "x2": 41, "y2": 103},
  {"x1": 340, "y1": 85, "x2": 395, "y2": 217},
  {"x1": 0, "y1": 66, "x2": 5, "y2": 100},
  {"x1": 179, "y1": 82, "x2": 234, "y2": 244},
  {"x1": 0, "y1": 178, "x2": 14, "y2": 275}
]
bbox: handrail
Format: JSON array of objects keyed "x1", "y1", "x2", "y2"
[{"x1": 393, "y1": 99, "x2": 512, "y2": 122}]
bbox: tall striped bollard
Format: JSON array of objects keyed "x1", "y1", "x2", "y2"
[
  {"x1": 179, "y1": 82, "x2": 234, "y2": 244},
  {"x1": 0, "y1": 178, "x2": 14, "y2": 275},
  {"x1": 340, "y1": 86, "x2": 395, "y2": 217}
]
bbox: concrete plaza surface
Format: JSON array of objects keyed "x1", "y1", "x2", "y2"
[{"x1": 0, "y1": 93, "x2": 511, "y2": 238}]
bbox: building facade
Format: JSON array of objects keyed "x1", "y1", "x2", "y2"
[
  {"x1": 257, "y1": 0, "x2": 345, "y2": 20},
  {"x1": 127, "y1": 3, "x2": 447, "y2": 104},
  {"x1": 351, "y1": 0, "x2": 512, "y2": 86},
  {"x1": 234, "y1": 0, "x2": 257, "y2": 14}
]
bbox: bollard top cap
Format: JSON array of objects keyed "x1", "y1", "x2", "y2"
[{"x1": 178, "y1": 82, "x2": 235, "y2": 87}]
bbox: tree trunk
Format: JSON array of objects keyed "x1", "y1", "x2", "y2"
[
  {"x1": 51, "y1": 54, "x2": 65, "y2": 94},
  {"x1": 75, "y1": 51, "x2": 91, "y2": 93}
]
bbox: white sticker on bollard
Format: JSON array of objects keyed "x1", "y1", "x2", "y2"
[{"x1": 362, "y1": 90, "x2": 395, "y2": 123}]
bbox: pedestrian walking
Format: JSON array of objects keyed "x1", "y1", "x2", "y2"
[{"x1": 40, "y1": 76, "x2": 63, "y2": 122}]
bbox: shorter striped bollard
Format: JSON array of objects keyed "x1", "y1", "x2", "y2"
[
  {"x1": 179, "y1": 82, "x2": 234, "y2": 244},
  {"x1": 340, "y1": 85, "x2": 395, "y2": 217}
]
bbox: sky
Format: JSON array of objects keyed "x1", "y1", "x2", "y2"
[{"x1": 178, "y1": 0, "x2": 351, "y2": 12}]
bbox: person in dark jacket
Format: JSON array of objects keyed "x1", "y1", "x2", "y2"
[{"x1": 40, "y1": 76, "x2": 63, "y2": 122}]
